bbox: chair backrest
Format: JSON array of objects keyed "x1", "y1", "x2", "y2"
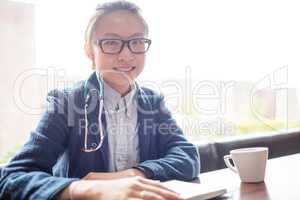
[
  {"x1": 196, "y1": 142, "x2": 219, "y2": 172},
  {"x1": 197, "y1": 131, "x2": 300, "y2": 173}
]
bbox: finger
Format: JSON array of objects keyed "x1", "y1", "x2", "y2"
[
  {"x1": 129, "y1": 177, "x2": 181, "y2": 199},
  {"x1": 131, "y1": 190, "x2": 166, "y2": 200},
  {"x1": 138, "y1": 178, "x2": 162, "y2": 186},
  {"x1": 138, "y1": 179, "x2": 179, "y2": 194},
  {"x1": 139, "y1": 183, "x2": 182, "y2": 200}
]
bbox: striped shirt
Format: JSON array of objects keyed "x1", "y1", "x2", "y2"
[{"x1": 103, "y1": 81, "x2": 140, "y2": 172}]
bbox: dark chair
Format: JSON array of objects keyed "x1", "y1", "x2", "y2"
[
  {"x1": 196, "y1": 142, "x2": 219, "y2": 173},
  {"x1": 197, "y1": 130, "x2": 300, "y2": 173}
]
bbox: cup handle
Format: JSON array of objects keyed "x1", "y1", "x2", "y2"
[{"x1": 223, "y1": 155, "x2": 237, "y2": 173}]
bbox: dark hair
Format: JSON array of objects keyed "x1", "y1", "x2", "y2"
[{"x1": 85, "y1": 1, "x2": 148, "y2": 45}]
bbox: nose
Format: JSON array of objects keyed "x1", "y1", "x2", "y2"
[{"x1": 117, "y1": 43, "x2": 134, "y2": 62}]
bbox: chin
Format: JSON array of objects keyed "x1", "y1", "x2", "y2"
[
  {"x1": 104, "y1": 75, "x2": 134, "y2": 87},
  {"x1": 101, "y1": 67, "x2": 141, "y2": 85}
]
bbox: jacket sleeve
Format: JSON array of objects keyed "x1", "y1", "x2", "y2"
[
  {"x1": 136, "y1": 95, "x2": 200, "y2": 181},
  {"x1": 0, "y1": 90, "x2": 78, "y2": 200}
]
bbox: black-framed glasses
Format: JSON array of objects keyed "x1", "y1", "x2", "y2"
[{"x1": 94, "y1": 38, "x2": 151, "y2": 54}]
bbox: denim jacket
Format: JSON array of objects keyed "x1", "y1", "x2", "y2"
[{"x1": 0, "y1": 72, "x2": 200, "y2": 200}]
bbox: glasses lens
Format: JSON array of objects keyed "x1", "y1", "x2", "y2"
[
  {"x1": 101, "y1": 39, "x2": 123, "y2": 54},
  {"x1": 129, "y1": 38, "x2": 151, "y2": 53}
]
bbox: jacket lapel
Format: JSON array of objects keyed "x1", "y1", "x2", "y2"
[{"x1": 136, "y1": 86, "x2": 153, "y2": 162}]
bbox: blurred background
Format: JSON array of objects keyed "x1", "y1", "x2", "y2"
[{"x1": 1, "y1": 0, "x2": 300, "y2": 163}]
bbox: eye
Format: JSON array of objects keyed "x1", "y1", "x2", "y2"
[
  {"x1": 102, "y1": 40, "x2": 121, "y2": 46},
  {"x1": 131, "y1": 39, "x2": 144, "y2": 45}
]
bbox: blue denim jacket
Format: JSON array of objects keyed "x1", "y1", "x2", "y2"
[{"x1": 0, "y1": 72, "x2": 200, "y2": 200}]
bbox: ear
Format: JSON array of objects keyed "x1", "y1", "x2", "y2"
[{"x1": 84, "y1": 43, "x2": 94, "y2": 60}]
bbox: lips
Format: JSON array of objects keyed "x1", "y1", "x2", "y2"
[{"x1": 113, "y1": 66, "x2": 135, "y2": 72}]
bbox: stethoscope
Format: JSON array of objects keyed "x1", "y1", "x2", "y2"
[{"x1": 81, "y1": 72, "x2": 105, "y2": 152}]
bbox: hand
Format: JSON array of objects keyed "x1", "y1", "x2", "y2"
[
  {"x1": 56, "y1": 176, "x2": 183, "y2": 200},
  {"x1": 83, "y1": 168, "x2": 146, "y2": 180}
]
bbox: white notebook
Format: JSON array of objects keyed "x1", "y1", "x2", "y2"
[{"x1": 163, "y1": 180, "x2": 227, "y2": 200}]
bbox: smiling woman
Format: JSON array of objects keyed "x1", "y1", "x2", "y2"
[
  {"x1": 84, "y1": 5, "x2": 150, "y2": 94},
  {"x1": 0, "y1": 1, "x2": 200, "y2": 200}
]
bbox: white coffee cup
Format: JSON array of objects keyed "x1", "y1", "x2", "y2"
[{"x1": 223, "y1": 147, "x2": 268, "y2": 183}]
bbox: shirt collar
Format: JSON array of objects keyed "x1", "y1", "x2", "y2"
[{"x1": 103, "y1": 80, "x2": 137, "y2": 117}]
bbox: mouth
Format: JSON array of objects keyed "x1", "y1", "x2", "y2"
[{"x1": 113, "y1": 66, "x2": 135, "y2": 72}]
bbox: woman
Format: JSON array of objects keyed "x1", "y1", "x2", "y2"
[{"x1": 0, "y1": 1, "x2": 200, "y2": 199}]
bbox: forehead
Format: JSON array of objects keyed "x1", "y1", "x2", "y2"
[{"x1": 94, "y1": 10, "x2": 146, "y2": 38}]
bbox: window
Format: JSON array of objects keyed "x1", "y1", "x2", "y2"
[{"x1": 1, "y1": 0, "x2": 300, "y2": 163}]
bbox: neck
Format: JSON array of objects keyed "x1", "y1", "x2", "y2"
[
  {"x1": 105, "y1": 81, "x2": 132, "y2": 97},
  {"x1": 95, "y1": 71, "x2": 133, "y2": 96}
]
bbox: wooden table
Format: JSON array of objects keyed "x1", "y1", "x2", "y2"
[{"x1": 199, "y1": 153, "x2": 300, "y2": 200}]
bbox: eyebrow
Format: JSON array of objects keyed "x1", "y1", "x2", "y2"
[{"x1": 103, "y1": 32, "x2": 145, "y2": 38}]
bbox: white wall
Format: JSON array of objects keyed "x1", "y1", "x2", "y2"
[{"x1": 0, "y1": 0, "x2": 38, "y2": 157}]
